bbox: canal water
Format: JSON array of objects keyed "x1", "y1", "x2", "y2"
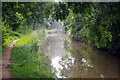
[{"x1": 44, "y1": 20, "x2": 119, "y2": 78}]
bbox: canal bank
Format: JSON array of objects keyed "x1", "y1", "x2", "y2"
[{"x1": 44, "y1": 20, "x2": 120, "y2": 78}]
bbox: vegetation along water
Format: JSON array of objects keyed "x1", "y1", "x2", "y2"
[{"x1": 1, "y1": 2, "x2": 120, "y2": 79}]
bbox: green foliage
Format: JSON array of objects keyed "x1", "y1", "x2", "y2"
[
  {"x1": 10, "y1": 30, "x2": 54, "y2": 78},
  {"x1": 2, "y1": 2, "x2": 51, "y2": 50},
  {"x1": 2, "y1": 22, "x2": 11, "y2": 43},
  {"x1": 51, "y1": 2, "x2": 69, "y2": 21},
  {"x1": 62, "y1": 2, "x2": 120, "y2": 55},
  {"x1": 10, "y1": 45, "x2": 54, "y2": 78},
  {"x1": 2, "y1": 22, "x2": 20, "y2": 51},
  {"x1": 2, "y1": 2, "x2": 120, "y2": 56},
  {"x1": 2, "y1": 2, "x2": 51, "y2": 31}
]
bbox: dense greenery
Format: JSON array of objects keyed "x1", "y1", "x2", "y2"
[
  {"x1": 2, "y1": 1, "x2": 120, "y2": 78},
  {"x1": 2, "y1": 2, "x2": 51, "y2": 49},
  {"x1": 2, "y1": 2, "x2": 120, "y2": 78},
  {"x1": 9, "y1": 30, "x2": 55, "y2": 78},
  {"x1": 2, "y1": 2, "x2": 54, "y2": 78},
  {"x1": 2, "y1": 2, "x2": 49, "y2": 30},
  {"x1": 23, "y1": 2, "x2": 119, "y2": 55},
  {"x1": 61, "y1": 2, "x2": 120, "y2": 55}
]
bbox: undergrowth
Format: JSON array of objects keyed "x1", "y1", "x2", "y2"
[
  {"x1": 2, "y1": 31, "x2": 28, "y2": 53},
  {"x1": 9, "y1": 29, "x2": 55, "y2": 78}
]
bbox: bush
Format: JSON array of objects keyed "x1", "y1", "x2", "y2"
[{"x1": 9, "y1": 30, "x2": 55, "y2": 78}]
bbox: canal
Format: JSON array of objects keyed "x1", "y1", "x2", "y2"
[{"x1": 42, "y1": 20, "x2": 119, "y2": 78}]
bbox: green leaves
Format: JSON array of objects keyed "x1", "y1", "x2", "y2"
[
  {"x1": 2, "y1": 2, "x2": 120, "y2": 55},
  {"x1": 10, "y1": 30, "x2": 54, "y2": 78},
  {"x1": 2, "y1": 2, "x2": 52, "y2": 31},
  {"x1": 63, "y1": 2, "x2": 120, "y2": 55},
  {"x1": 51, "y1": 2, "x2": 69, "y2": 21}
]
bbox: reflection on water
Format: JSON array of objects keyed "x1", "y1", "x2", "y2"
[
  {"x1": 45, "y1": 20, "x2": 119, "y2": 78},
  {"x1": 51, "y1": 57, "x2": 63, "y2": 78}
]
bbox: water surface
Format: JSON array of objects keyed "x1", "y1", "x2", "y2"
[{"x1": 44, "y1": 21, "x2": 119, "y2": 78}]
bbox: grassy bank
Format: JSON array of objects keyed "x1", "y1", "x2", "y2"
[
  {"x1": 2, "y1": 31, "x2": 29, "y2": 53},
  {"x1": 9, "y1": 29, "x2": 55, "y2": 78}
]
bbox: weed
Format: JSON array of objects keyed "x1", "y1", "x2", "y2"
[{"x1": 9, "y1": 30, "x2": 55, "y2": 78}]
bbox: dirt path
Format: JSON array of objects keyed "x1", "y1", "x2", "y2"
[{"x1": 2, "y1": 39, "x2": 18, "y2": 78}]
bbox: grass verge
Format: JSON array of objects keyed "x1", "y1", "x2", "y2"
[
  {"x1": 9, "y1": 29, "x2": 55, "y2": 78},
  {"x1": 2, "y1": 31, "x2": 27, "y2": 53}
]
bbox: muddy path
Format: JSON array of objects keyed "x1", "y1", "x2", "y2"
[{"x1": 2, "y1": 39, "x2": 18, "y2": 78}]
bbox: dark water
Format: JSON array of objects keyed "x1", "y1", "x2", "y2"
[{"x1": 44, "y1": 21, "x2": 119, "y2": 78}]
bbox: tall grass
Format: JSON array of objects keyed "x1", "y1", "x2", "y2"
[
  {"x1": 9, "y1": 29, "x2": 55, "y2": 78},
  {"x1": 2, "y1": 31, "x2": 27, "y2": 53}
]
